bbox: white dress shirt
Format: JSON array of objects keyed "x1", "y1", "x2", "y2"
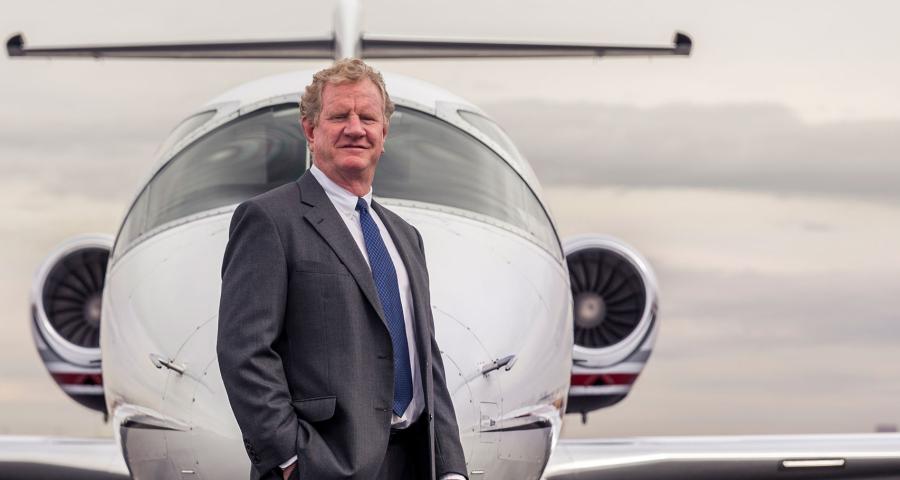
[
  {"x1": 284, "y1": 167, "x2": 465, "y2": 479},
  {"x1": 309, "y1": 164, "x2": 424, "y2": 427}
]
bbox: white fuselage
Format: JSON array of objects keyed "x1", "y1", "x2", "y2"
[{"x1": 100, "y1": 70, "x2": 572, "y2": 479}]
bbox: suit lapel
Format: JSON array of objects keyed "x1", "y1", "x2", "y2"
[{"x1": 297, "y1": 172, "x2": 387, "y2": 326}]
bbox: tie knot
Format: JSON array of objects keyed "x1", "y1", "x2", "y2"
[{"x1": 355, "y1": 197, "x2": 368, "y2": 214}]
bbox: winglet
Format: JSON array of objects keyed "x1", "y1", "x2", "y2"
[
  {"x1": 7, "y1": 33, "x2": 24, "y2": 57},
  {"x1": 674, "y1": 32, "x2": 692, "y2": 56}
]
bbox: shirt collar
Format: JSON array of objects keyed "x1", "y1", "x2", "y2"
[{"x1": 309, "y1": 163, "x2": 373, "y2": 215}]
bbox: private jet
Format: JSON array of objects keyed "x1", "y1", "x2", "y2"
[{"x1": 8, "y1": 0, "x2": 900, "y2": 478}]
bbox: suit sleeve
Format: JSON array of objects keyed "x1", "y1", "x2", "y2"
[
  {"x1": 415, "y1": 228, "x2": 468, "y2": 479},
  {"x1": 217, "y1": 200, "x2": 297, "y2": 474}
]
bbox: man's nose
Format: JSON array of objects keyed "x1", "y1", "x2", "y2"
[{"x1": 343, "y1": 115, "x2": 365, "y2": 137}]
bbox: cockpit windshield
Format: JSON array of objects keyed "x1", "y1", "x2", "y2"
[
  {"x1": 112, "y1": 103, "x2": 560, "y2": 262},
  {"x1": 457, "y1": 110, "x2": 524, "y2": 163}
]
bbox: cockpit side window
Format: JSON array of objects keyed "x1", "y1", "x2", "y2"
[
  {"x1": 157, "y1": 110, "x2": 216, "y2": 156},
  {"x1": 375, "y1": 108, "x2": 560, "y2": 258},
  {"x1": 111, "y1": 104, "x2": 306, "y2": 261},
  {"x1": 457, "y1": 110, "x2": 524, "y2": 162}
]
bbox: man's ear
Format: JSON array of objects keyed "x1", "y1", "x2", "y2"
[{"x1": 301, "y1": 117, "x2": 316, "y2": 147}]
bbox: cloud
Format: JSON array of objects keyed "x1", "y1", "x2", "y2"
[
  {"x1": 657, "y1": 267, "x2": 900, "y2": 351},
  {"x1": 486, "y1": 100, "x2": 900, "y2": 201},
  {"x1": 545, "y1": 186, "x2": 900, "y2": 274}
]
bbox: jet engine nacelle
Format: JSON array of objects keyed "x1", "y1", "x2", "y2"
[
  {"x1": 563, "y1": 235, "x2": 659, "y2": 419},
  {"x1": 29, "y1": 234, "x2": 111, "y2": 414}
]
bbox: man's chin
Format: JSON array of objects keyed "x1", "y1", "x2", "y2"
[{"x1": 333, "y1": 156, "x2": 377, "y2": 173}]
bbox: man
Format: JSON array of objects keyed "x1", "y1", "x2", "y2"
[{"x1": 217, "y1": 58, "x2": 468, "y2": 480}]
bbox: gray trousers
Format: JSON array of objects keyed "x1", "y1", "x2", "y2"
[
  {"x1": 375, "y1": 419, "x2": 427, "y2": 480},
  {"x1": 285, "y1": 419, "x2": 428, "y2": 480}
]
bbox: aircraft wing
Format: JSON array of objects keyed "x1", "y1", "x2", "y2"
[
  {"x1": 544, "y1": 434, "x2": 900, "y2": 479},
  {"x1": 0, "y1": 436, "x2": 129, "y2": 480}
]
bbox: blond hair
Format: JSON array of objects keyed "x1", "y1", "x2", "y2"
[{"x1": 300, "y1": 58, "x2": 394, "y2": 125}]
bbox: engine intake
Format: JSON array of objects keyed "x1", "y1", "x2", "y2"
[
  {"x1": 30, "y1": 234, "x2": 112, "y2": 413},
  {"x1": 564, "y1": 235, "x2": 659, "y2": 419},
  {"x1": 569, "y1": 248, "x2": 646, "y2": 350}
]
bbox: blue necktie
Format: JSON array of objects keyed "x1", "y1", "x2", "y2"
[{"x1": 355, "y1": 197, "x2": 413, "y2": 416}]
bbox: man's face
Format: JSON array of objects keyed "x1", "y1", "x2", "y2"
[{"x1": 302, "y1": 79, "x2": 388, "y2": 183}]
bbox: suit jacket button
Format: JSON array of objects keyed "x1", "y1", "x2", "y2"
[{"x1": 428, "y1": 414, "x2": 434, "y2": 421}]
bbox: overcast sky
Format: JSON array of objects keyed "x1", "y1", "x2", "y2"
[{"x1": 1, "y1": 0, "x2": 899, "y2": 439}]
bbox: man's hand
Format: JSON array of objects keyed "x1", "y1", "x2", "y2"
[{"x1": 282, "y1": 461, "x2": 296, "y2": 480}]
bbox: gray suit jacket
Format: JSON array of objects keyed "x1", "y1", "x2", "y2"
[{"x1": 217, "y1": 171, "x2": 467, "y2": 480}]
